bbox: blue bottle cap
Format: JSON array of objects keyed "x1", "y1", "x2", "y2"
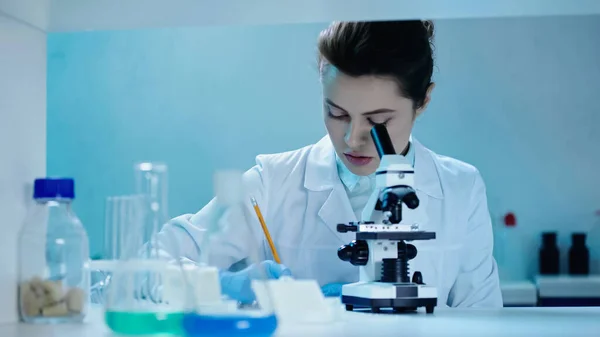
[{"x1": 33, "y1": 178, "x2": 75, "y2": 200}]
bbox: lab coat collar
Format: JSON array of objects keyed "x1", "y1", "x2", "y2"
[{"x1": 304, "y1": 135, "x2": 444, "y2": 199}]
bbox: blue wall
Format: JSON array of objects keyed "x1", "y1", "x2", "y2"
[{"x1": 47, "y1": 16, "x2": 600, "y2": 278}]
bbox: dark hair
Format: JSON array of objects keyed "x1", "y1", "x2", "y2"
[{"x1": 318, "y1": 20, "x2": 435, "y2": 109}]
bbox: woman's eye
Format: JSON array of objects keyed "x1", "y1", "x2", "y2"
[
  {"x1": 368, "y1": 118, "x2": 390, "y2": 126},
  {"x1": 327, "y1": 107, "x2": 348, "y2": 119}
]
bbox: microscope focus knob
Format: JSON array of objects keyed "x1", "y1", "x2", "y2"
[
  {"x1": 406, "y1": 244, "x2": 418, "y2": 260},
  {"x1": 397, "y1": 242, "x2": 418, "y2": 260},
  {"x1": 336, "y1": 223, "x2": 358, "y2": 233},
  {"x1": 337, "y1": 240, "x2": 369, "y2": 266}
]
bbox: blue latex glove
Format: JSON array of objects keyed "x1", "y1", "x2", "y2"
[
  {"x1": 321, "y1": 283, "x2": 346, "y2": 297},
  {"x1": 219, "y1": 260, "x2": 292, "y2": 304}
]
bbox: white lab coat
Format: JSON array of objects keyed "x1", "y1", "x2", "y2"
[{"x1": 153, "y1": 135, "x2": 503, "y2": 308}]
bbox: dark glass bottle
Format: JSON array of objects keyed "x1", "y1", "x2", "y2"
[
  {"x1": 539, "y1": 232, "x2": 560, "y2": 275},
  {"x1": 568, "y1": 233, "x2": 589, "y2": 275}
]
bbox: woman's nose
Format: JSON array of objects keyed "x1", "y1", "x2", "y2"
[{"x1": 345, "y1": 121, "x2": 369, "y2": 149}]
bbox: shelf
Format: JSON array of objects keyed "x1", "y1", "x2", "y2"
[
  {"x1": 4, "y1": 0, "x2": 600, "y2": 33},
  {"x1": 501, "y1": 281, "x2": 537, "y2": 307},
  {"x1": 535, "y1": 275, "x2": 600, "y2": 298}
]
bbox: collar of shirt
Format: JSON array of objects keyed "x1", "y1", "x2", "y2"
[{"x1": 335, "y1": 135, "x2": 416, "y2": 193}]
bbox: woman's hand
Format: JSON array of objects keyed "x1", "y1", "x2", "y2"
[
  {"x1": 219, "y1": 260, "x2": 292, "y2": 304},
  {"x1": 321, "y1": 283, "x2": 347, "y2": 297}
]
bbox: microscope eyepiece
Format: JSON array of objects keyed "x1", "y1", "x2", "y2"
[{"x1": 370, "y1": 124, "x2": 396, "y2": 158}]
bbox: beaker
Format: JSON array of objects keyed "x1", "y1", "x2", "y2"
[
  {"x1": 91, "y1": 195, "x2": 147, "y2": 306},
  {"x1": 180, "y1": 170, "x2": 278, "y2": 337},
  {"x1": 104, "y1": 195, "x2": 148, "y2": 260}
]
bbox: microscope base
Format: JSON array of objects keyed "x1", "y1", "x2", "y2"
[
  {"x1": 340, "y1": 282, "x2": 437, "y2": 314},
  {"x1": 341, "y1": 295, "x2": 437, "y2": 314}
]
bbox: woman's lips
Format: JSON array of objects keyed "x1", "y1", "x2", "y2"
[{"x1": 344, "y1": 153, "x2": 373, "y2": 166}]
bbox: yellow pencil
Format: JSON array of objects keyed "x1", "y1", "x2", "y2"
[{"x1": 250, "y1": 197, "x2": 281, "y2": 264}]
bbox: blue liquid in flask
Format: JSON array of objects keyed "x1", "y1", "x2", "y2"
[{"x1": 182, "y1": 313, "x2": 278, "y2": 337}]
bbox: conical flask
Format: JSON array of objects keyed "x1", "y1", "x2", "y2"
[
  {"x1": 181, "y1": 170, "x2": 278, "y2": 337},
  {"x1": 103, "y1": 163, "x2": 187, "y2": 336}
]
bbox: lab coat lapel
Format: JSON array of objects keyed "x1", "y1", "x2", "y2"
[
  {"x1": 413, "y1": 138, "x2": 444, "y2": 200},
  {"x1": 304, "y1": 136, "x2": 357, "y2": 244},
  {"x1": 318, "y1": 184, "x2": 357, "y2": 244},
  {"x1": 411, "y1": 138, "x2": 444, "y2": 232}
]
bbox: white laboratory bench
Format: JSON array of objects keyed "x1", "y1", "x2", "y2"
[{"x1": 1, "y1": 304, "x2": 599, "y2": 337}]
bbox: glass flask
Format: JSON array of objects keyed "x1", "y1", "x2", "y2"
[
  {"x1": 181, "y1": 170, "x2": 278, "y2": 337},
  {"x1": 103, "y1": 163, "x2": 187, "y2": 335},
  {"x1": 18, "y1": 178, "x2": 90, "y2": 323}
]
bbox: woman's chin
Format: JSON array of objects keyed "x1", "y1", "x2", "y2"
[{"x1": 345, "y1": 162, "x2": 377, "y2": 176}]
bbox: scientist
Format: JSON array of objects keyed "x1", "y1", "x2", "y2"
[{"x1": 153, "y1": 20, "x2": 503, "y2": 307}]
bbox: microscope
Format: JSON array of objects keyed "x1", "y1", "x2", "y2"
[{"x1": 336, "y1": 124, "x2": 437, "y2": 314}]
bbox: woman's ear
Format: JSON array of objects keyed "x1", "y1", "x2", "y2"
[{"x1": 415, "y1": 82, "x2": 435, "y2": 118}]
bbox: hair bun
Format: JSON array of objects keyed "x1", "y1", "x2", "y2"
[
  {"x1": 422, "y1": 20, "x2": 435, "y2": 39},
  {"x1": 317, "y1": 20, "x2": 435, "y2": 109}
]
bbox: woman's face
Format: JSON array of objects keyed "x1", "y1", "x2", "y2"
[{"x1": 322, "y1": 67, "x2": 432, "y2": 176}]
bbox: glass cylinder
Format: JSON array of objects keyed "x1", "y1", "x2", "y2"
[
  {"x1": 133, "y1": 162, "x2": 169, "y2": 304},
  {"x1": 18, "y1": 178, "x2": 90, "y2": 324},
  {"x1": 134, "y1": 162, "x2": 168, "y2": 253}
]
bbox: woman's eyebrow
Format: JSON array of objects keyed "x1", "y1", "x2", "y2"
[{"x1": 326, "y1": 98, "x2": 395, "y2": 115}]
